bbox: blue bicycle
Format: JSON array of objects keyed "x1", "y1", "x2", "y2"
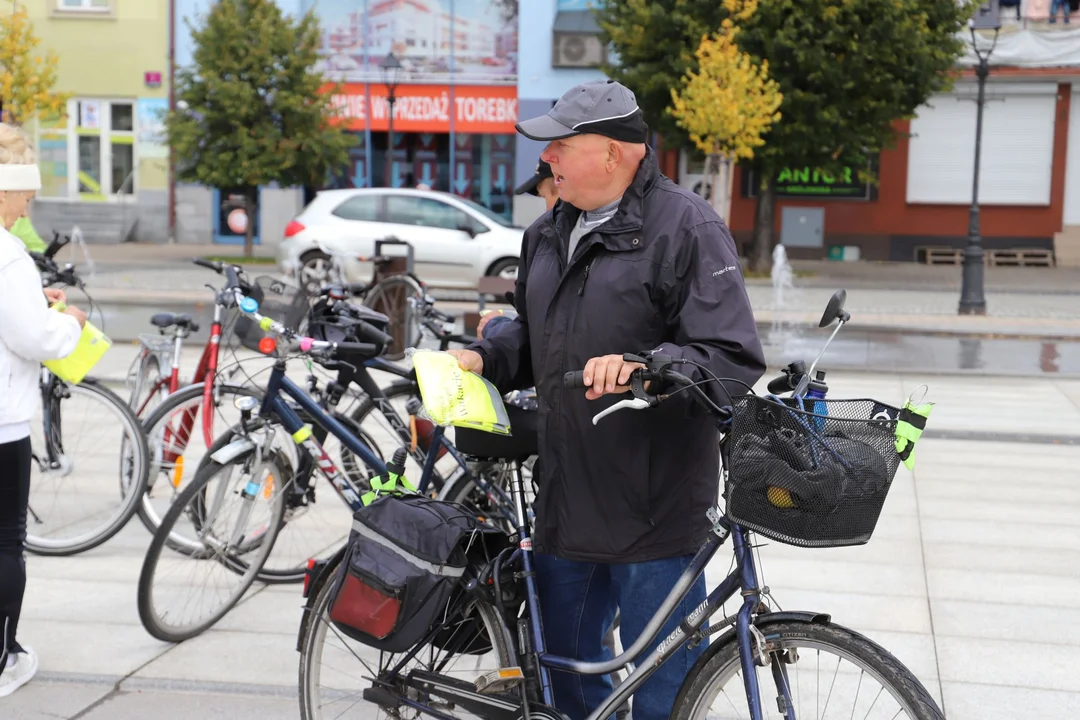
[
  {"x1": 136, "y1": 267, "x2": 469, "y2": 642},
  {"x1": 296, "y1": 289, "x2": 945, "y2": 720}
]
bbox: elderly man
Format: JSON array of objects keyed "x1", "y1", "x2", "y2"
[{"x1": 451, "y1": 79, "x2": 765, "y2": 720}]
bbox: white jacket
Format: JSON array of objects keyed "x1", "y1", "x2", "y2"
[{"x1": 0, "y1": 229, "x2": 82, "y2": 434}]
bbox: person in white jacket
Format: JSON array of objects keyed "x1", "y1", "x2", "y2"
[{"x1": 0, "y1": 123, "x2": 86, "y2": 698}]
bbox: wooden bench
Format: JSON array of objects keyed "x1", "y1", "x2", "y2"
[
  {"x1": 916, "y1": 246, "x2": 964, "y2": 265},
  {"x1": 464, "y1": 276, "x2": 516, "y2": 336},
  {"x1": 986, "y1": 248, "x2": 1055, "y2": 267}
]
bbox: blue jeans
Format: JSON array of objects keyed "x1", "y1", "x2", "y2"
[
  {"x1": 534, "y1": 553, "x2": 708, "y2": 720},
  {"x1": 1050, "y1": 0, "x2": 1070, "y2": 22}
]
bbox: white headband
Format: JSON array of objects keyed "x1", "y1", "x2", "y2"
[{"x1": 0, "y1": 164, "x2": 41, "y2": 191}]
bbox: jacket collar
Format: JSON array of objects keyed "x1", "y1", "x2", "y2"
[{"x1": 550, "y1": 144, "x2": 660, "y2": 248}]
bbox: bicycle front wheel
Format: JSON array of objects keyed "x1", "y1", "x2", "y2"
[
  {"x1": 137, "y1": 444, "x2": 288, "y2": 643},
  {"x1": 26, "y1": 377, "x2": 151, "y2": 556},
  {"x1": 673, "y1": 618, "x2": 944, "y2": 720}
]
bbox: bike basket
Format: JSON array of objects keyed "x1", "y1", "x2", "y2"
[
  {"x1": 327, "y1": 495, "x2": 503, "y2": 653},
  {"x1": 230, "y1": 276, "x2": 308, "y2": 353},
  {"x1": 724, "y1": 395, "x2": 903, "y2": 548}
]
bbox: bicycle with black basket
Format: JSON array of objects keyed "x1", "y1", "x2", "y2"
[{"x1": 295, "y1": 289, "x2": 944, "y2": 720}]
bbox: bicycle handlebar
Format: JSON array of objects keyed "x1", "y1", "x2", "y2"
[
  {"x1": 563, "y1": 354, "x2": 732, "y2": 426},
  {"x1": 193, "y1": 257, "x2": 225, "y2": 274}
]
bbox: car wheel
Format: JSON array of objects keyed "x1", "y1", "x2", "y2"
[
  {"x1": 298, "y1": 250, "x2": 332, "y2": 294},
  {"x1": 487, "y1": 257, "x2": 518, "y2": 280}
]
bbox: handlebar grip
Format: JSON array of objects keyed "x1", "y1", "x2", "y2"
[
  {"x1": 354, "y1": 321, "x2": 394, "y2": 348},
  {"x1": 766, "y1": 375, "x2": 794, "y2": 395},
  {"x1": 563, "y1": 370, "x2": 587, "y2": 389},
  {"x1": 193, "y1": 257, "x2": 223, "y2": 273},
  {"x1": 333, "y1": 341, "x2": 380, "y2": 356}
]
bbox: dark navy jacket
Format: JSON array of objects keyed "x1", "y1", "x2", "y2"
[{"x1": 473, "y1": 147, "x2": 765, "y2": 562}]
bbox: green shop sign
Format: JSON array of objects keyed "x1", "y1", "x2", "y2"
[{"x1": 742, "y1": 158, "x2": 877, "y2": 200}]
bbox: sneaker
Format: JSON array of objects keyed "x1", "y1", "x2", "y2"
[{"x1": 0, "y1": 647, "x2": 38, "y2": 698}]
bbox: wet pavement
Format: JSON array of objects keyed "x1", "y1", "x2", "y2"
[{"x1": 89, "y1": 301, "x2": 1080, "y2": 377}]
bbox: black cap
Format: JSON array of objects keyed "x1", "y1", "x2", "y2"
[
  {"x1": 515, "y1": 79, "x2": 649, "y2": 144},
  {"x1": 514, "y1": 159, "x2": 554, "y2": 196}
]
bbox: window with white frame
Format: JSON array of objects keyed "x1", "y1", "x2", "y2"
[
  {"x1": 58, "y1": 0, "x2": 110, "y2": 11},
  {"x1": 66, "y1": 99, "x2": 136, "y2": 200}
]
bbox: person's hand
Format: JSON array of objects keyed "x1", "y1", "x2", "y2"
[
  {"x1": 64, "y1": 305, "x2": 87, "y2": 329},
  {"x1": 44, "y1": 288, "x2": 67, "y2": 305},
  {"x1": 475, "y1": 310, "x2": 503, "y2": 339},
  {"x1": 447, "y1": 349, "x2": 483, "y2": 375},
  {"x1": 582, "y1": 354, "x2": 647, "y2": 401}
]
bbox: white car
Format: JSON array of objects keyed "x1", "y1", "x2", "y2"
[{"x1": 278, "y1": 188, "x2": 523, "y2": 290}]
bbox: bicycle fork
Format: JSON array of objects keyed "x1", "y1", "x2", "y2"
[{"x1": 732, "y1": 529, "x2": 796, "y2": 720}]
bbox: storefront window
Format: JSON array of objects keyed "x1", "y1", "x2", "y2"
[{"x1": 352, "y1": 130, "x2": 513, "y2": 220}]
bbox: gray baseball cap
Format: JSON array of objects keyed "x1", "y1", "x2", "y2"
[{"x1": 516, "y1": 79, "x2": 649, "y2": 143}]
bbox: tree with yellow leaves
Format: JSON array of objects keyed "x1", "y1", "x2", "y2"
[
  {"x1": 669, "y1": 0, "x2": 781, "y2": 234},
  {"x1": 0, "y1": 2, "x2": 68, "y2": 125}
]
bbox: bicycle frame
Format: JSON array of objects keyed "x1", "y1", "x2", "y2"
[
  {"x1": 153, "y1": 302, "x2": 228, "y2": 463},
  {"x1": 249, "y1": 359, "x2": 449, "y2": 511}
]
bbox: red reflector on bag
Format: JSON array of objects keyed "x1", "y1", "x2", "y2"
[{"x1": 329, "y1": 574, "x2": 401, "y2": 640}]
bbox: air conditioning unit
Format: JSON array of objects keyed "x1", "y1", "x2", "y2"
[{"x1": 552, "y1": 32, "x2": 606, "y2": 68}]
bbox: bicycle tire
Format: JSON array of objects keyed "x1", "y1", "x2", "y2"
[
  {"x1": 137, "y1": 445, "x2": 288, "y2": 643},
  {"x1": 26, "y1": 377, "x2": 151, "y2": 557},
  {"x1": 672, "y1": 618, "x2": 944, "y2": 720},
  {"x1": 362, "y1": 273, "x2": 424, "y2": 360},
  {"x1": 298, "y1": 551, "x2": 514, "y2": 720},
  {"x1": 137, "y1": 382, "x2": 265, "y2": 537},
  {"x1": 130, "y1": 354, "x2": 168, "y2": 419}
]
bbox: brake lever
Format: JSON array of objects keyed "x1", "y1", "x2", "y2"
[{"x1": 592, "y1": 398, "x2": 651, "y2": 425}]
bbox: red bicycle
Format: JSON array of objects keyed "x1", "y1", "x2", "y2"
[{"x1": 131, "y1": 259, "x2": 307, "y2": 536}]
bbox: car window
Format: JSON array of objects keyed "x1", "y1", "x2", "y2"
[
  {"x1": 386, "y1": 195, "x2": 475, "y2": 232},
  {"x1": 331, "y1": 195, "x2": 381, "y2": 221}
]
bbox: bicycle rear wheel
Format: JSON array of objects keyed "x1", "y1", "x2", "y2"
[
  {"x1": 362, "y1": 274, "x2": 424, "y2": 360},
  {"x1": 26, "y1": 376, "x2": 151, "y2": 556},
  {"x1": 298, "y1": 552, "x2": 514, "y2": 720},
  {"x1": 673, "y1": 618, "x2": 944, "y2": 720}
]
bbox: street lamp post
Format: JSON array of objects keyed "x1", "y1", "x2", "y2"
[
  {"x1": 958, "y1": 10, "x2": 1001, "y2": 316},
  {"x1": 380, "y1": 51, "x2": 404, "y2": 188}
]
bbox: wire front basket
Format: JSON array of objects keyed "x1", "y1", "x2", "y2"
[
  {"x1": 229, "y1": 275, "x2": 308, "y2": 353},
  {"x1": 724, "y1": 395, "x2": 904, "y2": 548}
]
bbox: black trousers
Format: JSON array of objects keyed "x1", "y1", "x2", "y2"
[{"x1": 0, "y1": 437, "x2": 31, "y2": 661}]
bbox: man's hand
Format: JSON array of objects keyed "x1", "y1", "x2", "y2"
[
  {"x1": 475, "y1": 310, "x2": 503, "y2": 339},
  {"x1": 44, "y1": 288, "x2": 66, "y2": 305},
  {"x1": 64, "y1": 305, "x2": 87, "y2": 329},
  {"x1": 582, "y1": 354, "x2": 646, "y2": 401},
  {"x1": 447, "y1": 349, "x2": 483, "y2": 375}
]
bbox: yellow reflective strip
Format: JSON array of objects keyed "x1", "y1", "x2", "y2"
[{"x1": 292, "y1": 425, "x2": 312, "y2": 443}]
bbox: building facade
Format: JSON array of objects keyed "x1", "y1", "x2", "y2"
[
  {"x1": 678, "y1": 21, "x2": 1080, "y2": 266},
  {"x1": 173, "y1": 0, "x2": 520, "y2": 246},
  {"x1": 26, "y1": 0, "x2": 171, "y2": 243}
]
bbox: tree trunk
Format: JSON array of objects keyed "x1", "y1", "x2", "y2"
[
  {"x1": 708, "y1": 152, "x2": 724, "y2": 220},
  {"x1": 243, "y1": 188, "x2": 256, "y2": 259},
  {"x1": 751, "y1": 174, "x2": 776, "y2": 274},
  {"x1": 723, "y1": 158, "x2": 736, "y2": 227}
]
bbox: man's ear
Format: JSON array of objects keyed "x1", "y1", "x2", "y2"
[{"x1": 606, "y1": 140, "x2": 622, "y2": 173}]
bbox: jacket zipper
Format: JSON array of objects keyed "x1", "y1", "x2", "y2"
[{"x1": 578, "y1": 261, "x2": 591, "y2": 296}]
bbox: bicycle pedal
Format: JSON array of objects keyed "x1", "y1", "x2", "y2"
[{"x1": 474, "y1": 667, "x2": 524, "y2": 694}]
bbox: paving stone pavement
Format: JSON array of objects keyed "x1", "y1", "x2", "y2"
[{"x1": 4, "y1": 366, "x2": 1079, "y2": 718}]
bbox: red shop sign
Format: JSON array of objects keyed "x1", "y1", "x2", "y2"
[{"x1": 328, "y1": 84, "x2": 518, "y2": 135}]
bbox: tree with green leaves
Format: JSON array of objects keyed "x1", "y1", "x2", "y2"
[
  {"x1": 167, "y1": 0, "x2": 354, "y2": 256},
  {"x1": 600, "y1": 0, "x2": 973, "y2": 271}
]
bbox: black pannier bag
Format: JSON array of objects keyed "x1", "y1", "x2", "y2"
[{"x1": 327, "y1": 494, "x2": 505, "y2": 654}]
